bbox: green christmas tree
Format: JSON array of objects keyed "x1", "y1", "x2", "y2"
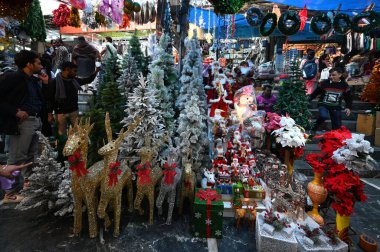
[
  {"x1": 274, "y1": 61, "x2": 313, "y2": 130},
  {"x1": 87, "y1": 55, "x2": 123, "y2": 166},
  {"x1": 22, "y1": 0, "x2": 46, "y2": 42},
  {"x1": 129, "y1": 33, "x2": 148, "y2": 76}
]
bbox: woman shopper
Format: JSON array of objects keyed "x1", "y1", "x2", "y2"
[{"x1": 309, "y1": 67, "x2": 352, "y2": 131}]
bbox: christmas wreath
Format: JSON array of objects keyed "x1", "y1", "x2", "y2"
[
  {"x1": 52, "y1": 4, "x2": 71, "y2": 27},
  {"x1": 259, "y1": 13, "x2": 277, "y2": 36},
  {"x1": 278, "y1": 11, "x2": 301, "y2": 36},
  {"x1": 246, "y1": 7, "x2": 264, "y2": 27},
  {"x1": 352, "y1": 11, "x2": 380, "y2": 33},
  {"x1": 311, "y1": 13, "x2": 332, "y2": 35},
  {"x1": 333, "y1": 13, "x2": 352, "y2": 34}
]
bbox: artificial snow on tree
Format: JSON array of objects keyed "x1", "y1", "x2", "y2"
[
  {"x1": 175, "y1": 32, "x2": 209, "y2": 172},
  {"x1": 21, "y1": 0, "x2": 46, "y2": 42},
  {"x1": 16, "y1": 132, "x2": 73, "y2": 216},
  {"x1": 147, "y1": 33, "x2": 158, "y2": 57},
  {"x1": 53, "y1": 161, "x2": 74, "y2": 216},
  {"x1": 176, "y1": 31, "x2": 207, "y2": 115},
  {"x1": 129, "y1": 33, "x2": 149, "y2": 76},
  {"x1": 147, "y1": 33, "x2": 178, "y2": 134},
  {"x1": 274, "y1": 61, "x2": 313, "y2": 130},
  {"x1": 176, "y1": 94, "x2": 209, "y2": 172},
  {"x1": 360, "y1": 62, "x2": 380, "y2": 104},
  {"x1": 118, "y1": 51, "x2": 140, "y2": 102},
  {"x1": 122, "y1": 73, "x2": 165, "y2": 158}
]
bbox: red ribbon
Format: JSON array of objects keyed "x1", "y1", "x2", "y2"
[
  {"x1": 68, "y1": 151, "x2": 88, "y2": 177},
  {"x1": 108, "y1": 162, "x2": 122, "y2": 187},
  {"x1": 163, "y1": 163, "x2": 177, "y2": 185},
  {"x1": 136, "y1": 162, "x2": 152, "y2": 185},
  {"x1": 195, "y1": 189, "x2": 220, "y2": 238},
  {"x1": 184, "y1": 179, "x2": 192, "y2": 189}
]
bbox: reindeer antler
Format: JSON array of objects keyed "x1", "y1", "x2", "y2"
[{"x1": 105, "y1": 112, "x2": 112, "y2": 143}]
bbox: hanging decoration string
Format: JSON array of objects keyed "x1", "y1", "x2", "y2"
[{"x1": 231, "y1": 14, "x2": 235, "y2": 38}]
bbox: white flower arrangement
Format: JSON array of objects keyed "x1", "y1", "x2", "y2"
[
  {"x1": 271, "y1": 116, "x2": 306, "y2": 148},
  {"x1": 332, "y1": 133, "x2": 377, "y2": 173}
]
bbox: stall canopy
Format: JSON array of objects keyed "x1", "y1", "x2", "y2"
[
  {"x1": 270, "y1": 0, "x2": 380, "y2": 12},
  {"x1": 189, "y1": 6, "x2": 343, "y2": 41}
]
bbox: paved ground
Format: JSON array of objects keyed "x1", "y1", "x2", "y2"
[{"x1": 0, "y1": 177, "x2": 379, "y2": 252}]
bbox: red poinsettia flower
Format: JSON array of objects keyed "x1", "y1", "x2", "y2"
[{"x1": 293, "y1": 147, "x2": 304, "y2": 159}]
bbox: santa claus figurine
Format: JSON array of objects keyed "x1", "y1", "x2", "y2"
[
  {"x1": 248, "y1": 158, "x2": 260, "y2": 178},
  {"x1": 233, "y1": 130, "x2": 242, "y2": 148},
  {"x1": 209, "y1": 75, "x2": 233, "y2": 118},
  {"x1": 205, "y1": 61, "x2": 222, "y2": 104},
  {"x1": 212, "y1": 156, "x2": 227, "y2": 171},
  {"x1": 230, "y1": 154, "x2": 240, "y2": 170},
  {"x1": 240, "y1": 164, "x2": 250, "y2": 182}
]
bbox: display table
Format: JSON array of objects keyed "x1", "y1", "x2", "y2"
[{"x1": 256, "y1": 212, "x2": 298, "y2": 252}]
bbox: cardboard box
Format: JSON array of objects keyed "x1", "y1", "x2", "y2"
[
  {"x1": 193, "y1": 188, "x2": 224, "y2": 239},
  {"x1": 243, "y1": 185, "x2": 265, "y2": 199},
  {"x1": 357, "y1": 114, "x2": 376, "y2": 136},
  {"x1": 375, "y1": 128, "x2": 380, "y2": 147},
  {"x1": 376, "y1": 111, "x2": 380, "y2": 128}
]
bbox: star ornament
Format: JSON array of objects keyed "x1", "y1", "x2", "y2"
[
  {"x1": 195, "y1": 212, "x2": 202, "y2": 219},
  {"x1": 218, "y1": 211, "x2": 223, "y2": 216},
  {"x1": 205, "y1": 219, "x2": 212, "y2": 225},
  {"x1": 215, "y1": 230, "x2": 222, "y2": 237},
  {"x1": 195, "y1": 232, "x2": 199, "y2": 237}
]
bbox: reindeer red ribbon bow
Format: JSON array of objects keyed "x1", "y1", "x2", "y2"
[
  {"x1": 68, "y1": 151, "x2": 88, "y2": 177},
  {"x1": 108, "y1": 162, "x2": 122, "y2": 187},
  {"x1": 163, "y1": 163, "x2": 177, "y2": 185},
  {"x1": 136, "y1": 162, "x2": 152, "y2": 185}
]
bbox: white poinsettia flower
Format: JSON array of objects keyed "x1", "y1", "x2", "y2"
[{"x1": 280, "y1": 116, "x2": 296, "y2": 128}]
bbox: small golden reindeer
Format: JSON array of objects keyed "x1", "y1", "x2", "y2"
[
  {"x1": 178, "y1": 151, "x2": 196, "y2": 215},
  {"x1": 134, "y1": 135, "x2": 163, "y2": 224},
  {"x1": 97, "y1": 113, "x2": 140, "y2": 237},
  {"x1": 63, "y1": 118, "x2": 104, "y2": 238}
]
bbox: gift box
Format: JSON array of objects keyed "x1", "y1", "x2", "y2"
[
  {"x1": 232, "y1": 182, "x2": 243, "y2": 195},
  {"x1": 243, "y1": 184, "x2": 265, "y2": 199},
  {"x1": 193, "y1": 188, "x2": 224, "y2": 239},
  {"x1": 216, "y1": 184, "x2": 233, "y2": 194},
  {"x1": 256, "y1": 213, "x2": 298, "y2": 252}
]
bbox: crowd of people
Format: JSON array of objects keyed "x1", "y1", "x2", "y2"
[{"x1": 0, "y1": 36, "x2": 117, "y2": 203}]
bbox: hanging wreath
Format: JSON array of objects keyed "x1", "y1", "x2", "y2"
[
  {"x1": 278, "y1": 11, "x2": 301, "y2": 36},
  {"x1": 352, "y1": 11, "x2": 380, "y2": 33},
  {"x1": 333, "y1": 13, "x2": 352, "y2": 34},
  {"x1": 210, "y1": 0, "x2": 246, "y2": 15},
  {"x1": 311, "y1": 13, "x2": 332, "y2": 35},
  {"x1": 246, "y1": 7, "x2": 264, "y2": 27},
  {"x1": 52, "y1": 4, "x2": 71, "y2": 27},
  {"x1": 259, "y1": 13, "x2": 277, "y2": 36}
]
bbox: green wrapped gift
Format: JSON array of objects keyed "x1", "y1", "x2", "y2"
[{"x1": 193, "y1": 188, "x2": 224, "y2": 239}]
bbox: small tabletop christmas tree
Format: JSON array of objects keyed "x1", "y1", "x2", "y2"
[{"x1": 274, "y1": 61, "x2": 313, "y2": 130}]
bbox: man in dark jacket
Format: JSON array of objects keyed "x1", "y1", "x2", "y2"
[
  {"x1": 47, "y1": 61, "x2": 98, "y2": 161},
  {"x1": 0, "y1": 50, "x2": 49, "y2": 202}
]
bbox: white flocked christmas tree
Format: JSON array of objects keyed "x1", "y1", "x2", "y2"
[
  {"x1": 176, "y1": 32, "x2": 209, "y2": 172},
  {"x1": 16, "y1": 132, "x2": 73, "y2": 216},
  {"x1": 117, "y1": 49, "x2": 140, "y2": 102},
  {"x1": 121, "y1": 73, "x2": 166, "y2": 158},
  {"x1": 147, "y1": 33, "x2": 178, "y2": 134}
]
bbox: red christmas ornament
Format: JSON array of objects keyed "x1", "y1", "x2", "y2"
[{"x1": 299, "y1": 5, "x2": 308, "y2": 31}]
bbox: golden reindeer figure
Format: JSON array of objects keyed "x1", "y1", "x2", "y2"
[
  {"x1": 97, "y1": 113, "x2": 140, "y2": 237},
  {"x1": 178, "y1": 151, "x2": 196, "y2": 215},
  {"x1": 134, "y1": 135, "x2": 163, "y2": 224},
  {"x1": 63, "y1": 118, "x2": 104, "y2": 238}
]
